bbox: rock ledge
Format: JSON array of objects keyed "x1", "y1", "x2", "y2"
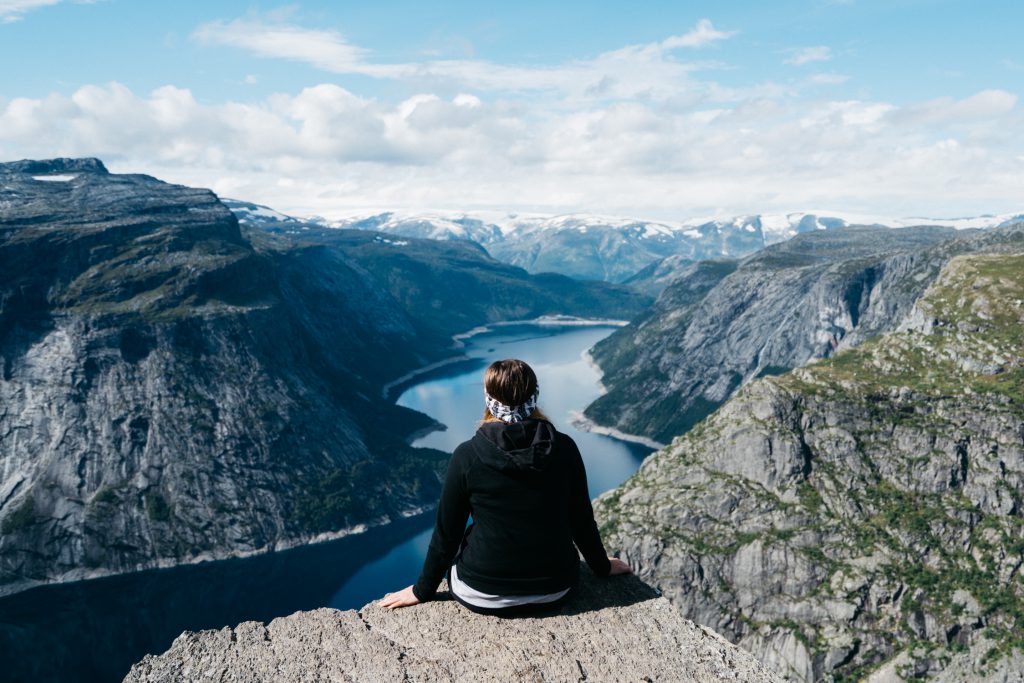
[{"x1": 124, "y1": 567, "x2": 782, "y2": 682}]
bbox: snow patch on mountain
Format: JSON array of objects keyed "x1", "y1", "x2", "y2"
[
  {"x1": 223, "y1": 199, "x2": 300, "y2": 224},
  {"x1": 225, "y1": 200, "x2": 1024, "y2": 282},
  {"x1": 32, "y1": 174, "x2": 77, "y2": 182}
]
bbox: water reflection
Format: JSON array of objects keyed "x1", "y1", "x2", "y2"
[
  {"x1": 0, "y1": 513, "x2": 432, "y2": 683},
  {"x1": 397, "y1": 324, "x2": 651, "y2": 497}
]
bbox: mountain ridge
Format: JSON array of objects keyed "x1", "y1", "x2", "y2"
[
  {"x1": 583, "y1": 223, "x2": 1024, "y2": 444},
  {"x1": 226, "y1": 199, "x2": 1024, "y2": 284}
]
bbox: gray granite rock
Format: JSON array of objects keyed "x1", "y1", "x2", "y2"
[
  {"x1": 595, "y1": 251, "x2": 1024, "y2": 681},
  {"x1": 124, "y1": 568, "x2": 785, "y2": 683},
  {"x1": 0, "y1": 157, "x2": 448, "y2": 597},
  {"x1": 585, "y1": 223, "x2": 1024, "y2": 444}
]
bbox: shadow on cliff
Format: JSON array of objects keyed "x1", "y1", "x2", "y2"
[
  {"x1": 424, "y1": 564, "x2": 661, "y2": 619},
  {"x1": 559, "y1": 567, "x2": 662, "y2": 615}
]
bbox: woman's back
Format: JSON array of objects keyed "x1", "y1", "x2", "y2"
[
  {"x1": 451, "y1": 419, "x2": 603, "y2": 594},
  {"x1": 380, "y1": 357, "x2": 630, "y2": 612}
]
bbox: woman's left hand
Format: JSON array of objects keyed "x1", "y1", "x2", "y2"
[
  {"x1": 379, "y1": 585, "x2": 421, "y2": 609},
  {"x1": 608, "y1": 557, "x2": 633, "y2": 575}
]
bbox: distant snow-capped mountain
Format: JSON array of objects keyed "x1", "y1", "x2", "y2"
[
  {"x1": 318, "y1": 211, "x2": 879, "y2": 282},
  {"x1": 226, "y1": 201, "x2": 1023, "y2": 283},
  {"x1": 222, "y1": 198, "x2": 303, "y2": 225},
  {"x1": 323, "y1": 211, "x2": 506, "y2": 245}
]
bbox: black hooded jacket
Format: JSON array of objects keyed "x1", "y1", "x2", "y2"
[{"x1": 412, "y1": 419, "x2": 611, "y2": 602}]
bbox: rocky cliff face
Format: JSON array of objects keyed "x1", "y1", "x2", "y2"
[
  {"x1": 0, "y1": 159, "x2": 647, "y2": 597},
  {"x1": 585, "y1": 225, "x2": 1024, "y2": 444},
  {"x1": 594, "y1": 250, "x2": 1024, "y2": 681},
  {"x1": 619, "y1": 255, "x2": 732, "y2": 298},
  {"x1": 124, "y1": 567, "x2": 785, "y2": 683},
  {"x1": 261, "y1": 225, "x2": 647, "y2": 347}
]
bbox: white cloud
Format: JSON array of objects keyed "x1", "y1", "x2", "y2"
[
  {"x1": 806, "y1": 73, "x2": 849, "y2": 85},
  {"x1": 660, "y1": 19, "x2": 737, "y2": 49},
  {"x1": 191, "y1": 19, "x2": 410, "y2": 78},
  {"x1": 1, "y1": 80, "x2": 1020, "y2": 219},
  {"x1": 192, "y1": 17, "x2": 730, "y2": 101},
  {"x1": 947, "y1": 89, "x2": 1018, "y2": 118},
  {"x1": 889, "y1": 89, "x2": 1018, "y2": 126},
  {"x1": 452, "y1": 93, "x2": 482, "y2": 108},
  {"x1": 799, "y1": 100, "x2": 895, "y2": 130},
  {"x1": 785, "y1": 46, "x2": 832, "y2": 66},
  {"x1": 0, "y1": 0, "x2": 61, "y2": 22}
]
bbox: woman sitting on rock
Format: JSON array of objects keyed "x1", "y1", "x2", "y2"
[{"x1": 380, "y1": 358, "x2": 630, "y2": 616}]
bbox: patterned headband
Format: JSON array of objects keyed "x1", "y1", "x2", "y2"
[{"x1": 484, "y1": 385, "x2": 540, "y2": 424}]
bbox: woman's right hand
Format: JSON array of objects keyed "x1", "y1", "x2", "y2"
[
  {"x1": 608, "y1": 557, "x2": 632, "y2": 575},
  {"x1": 379, "y1": 585, "x2": 421, "y2": 609}
]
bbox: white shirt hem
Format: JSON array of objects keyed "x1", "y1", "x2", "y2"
[{"x1": 449, "y1": 564, "x2": 570, "y2": 608}]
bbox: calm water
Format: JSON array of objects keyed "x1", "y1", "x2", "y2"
[
  {"x1": 0, "y1": 323, "x2": 651, "y2": 683},
  {"x1": 328, "y1": 324, "x2": 652, "y2": 610}
]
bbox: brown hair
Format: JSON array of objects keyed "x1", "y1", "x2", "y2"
[{"x1": 480, "y1": 358, "x2": 551, "y2": 424}]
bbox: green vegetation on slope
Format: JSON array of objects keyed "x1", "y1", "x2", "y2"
[
  {"x1": 786, "y1": 253, "x2": 1024, "y2": 400},
  {"x1": 597, "y1": 251, "x2": 1024, "y2": 681}
]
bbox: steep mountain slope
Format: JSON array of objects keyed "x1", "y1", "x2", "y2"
[
  {"x1": 621, "y1": 255, "x2": 693, "y2": 297},
  {"x1": 622, "y1": 256, "x2": 736, "y2": 302},
  {"x1": 584, "y1": 225, "x2": 1024, "y2": 444},
  {"x1": 0, "y1": 159, "x2": 647, "y2": 597},
  {"x1": 594, "y1": 249, "x2": 1024, "y2": 681},
  {"x1": 253, "y1": 225, "x2": 647, "y2": 344}
]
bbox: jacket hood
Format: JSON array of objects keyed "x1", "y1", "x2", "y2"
[{"x1": 474, "y1": 419, "x2": 557, "y2": 473}]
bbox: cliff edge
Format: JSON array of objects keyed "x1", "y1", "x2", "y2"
[{"x1": 124, "y1": 567, "x2": 784, "y2": 682}]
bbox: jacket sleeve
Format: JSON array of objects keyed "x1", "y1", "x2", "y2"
[
  {"x1": 565, "y1": 436, "x2": 611, "y2": 577},
  {"x1": 412, "y1": 446, "x2": 472, "y2": 601}
]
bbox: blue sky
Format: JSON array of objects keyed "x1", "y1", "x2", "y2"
[{"x1": 1, "y1": 0, "x2": 1022, "y2": 219}]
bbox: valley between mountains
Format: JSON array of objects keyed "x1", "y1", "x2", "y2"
[
  {"x1": 2, "y1": 158, "x2": 1023, "y2": 682},
  {"x1": 0, "y1": 158, "x2": 644, "y2": 596}
]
